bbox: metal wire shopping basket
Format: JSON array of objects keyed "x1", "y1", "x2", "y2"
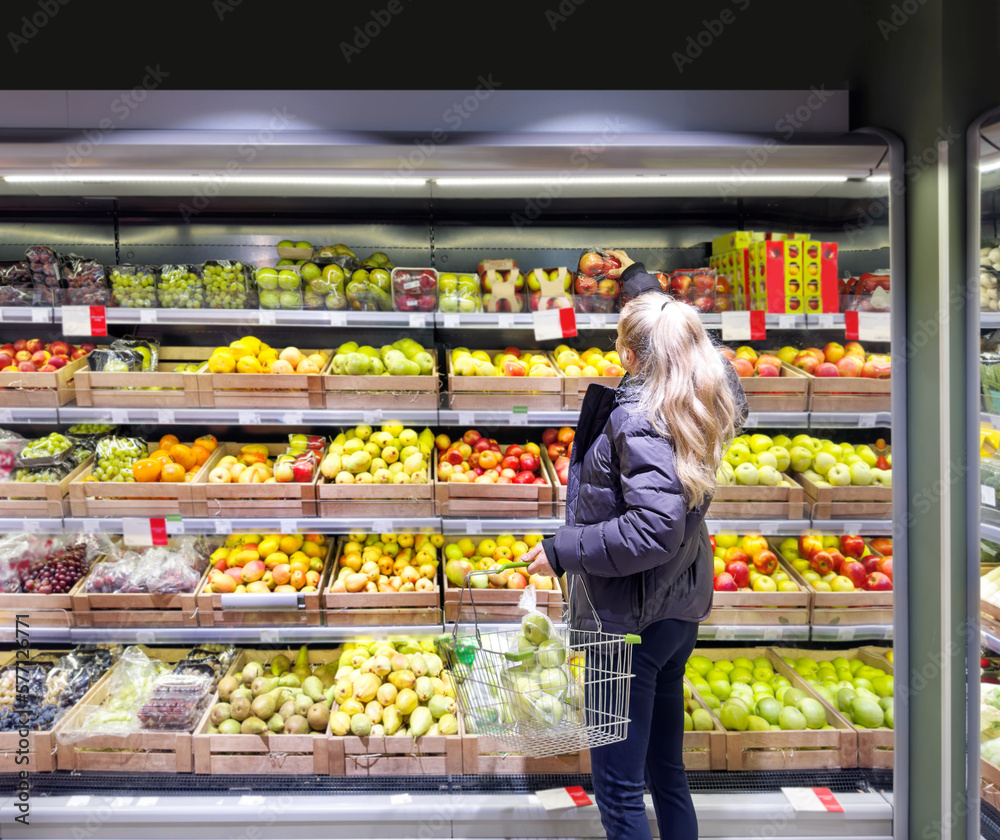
[{"x1": 438, "y1": 561, "x2": 641, "y2": 759}]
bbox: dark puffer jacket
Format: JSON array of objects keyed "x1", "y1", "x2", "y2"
[{"x1": 542, "y1": 263, "x2": 748, "y2": 634}]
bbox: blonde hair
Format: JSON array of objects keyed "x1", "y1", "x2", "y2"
[{"x1": 616, "y1": 293, "x2": 739, "y2": 510}]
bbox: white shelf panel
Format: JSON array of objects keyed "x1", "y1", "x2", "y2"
[
  {"x1": 434, "y1": 313, "x2": 621, "y2": 330},
  {"x1": 810, "y1": 412, "x2": 892, "y2": 428},
  {"x1": 705, "y1": 519, "x2": 811, "y2": 535},
  {"x1": 743, "y1": 412, "x2": 810, "y2": 428},
  {"x1": 58, "y1": 406, "x2": 439, "y2": 425},
  {"x1": 811, "y1": 624, "x2": 894, "y2": 641},
  {"x1": 698, "y1": 624, "x2": 811, "y2": 641},
  {"x1": 53, "y1": 308, "x2": 427, "y2": 329},
  {"x1": 0, "y1": 306, "x2": 52, "y2": 323},
  {"x1": 984, "y1": 522, "x2": 1000, "y2": 542},
  {"x1": 0, "y1": 406, "x2": 60, "y2": 424},
  {"x1": 0, "y1": 517, "x2": 67, "y2": 534},
  {"x1": 810, "y1": 519, "x2": 895, "y2": 534},
  {"x1": 64, "y1": 624, "x2": 442, "y2": 645},
  {"x1": 438, "y1": 409, "x2": 580, "y2": 427},
  {"x1": 64, "y1": 517, "x2": 442, "y2": 535},
  {"x1": 441, "y1": 518, "x2": 565, "y2": 535},
  {"x1": 983, "y1": 313, "x2": 1000, "y2": 328},
  {"x1": 807, "y1": 313, "x2": 847, "y2": 328}
]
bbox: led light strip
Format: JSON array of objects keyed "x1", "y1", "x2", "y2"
[
  {"x1": 433, "y1": 174, "x2": 849, "y2": 186},
  {"x1": 2, "y1": 174, "x2": 423, "y2": 186}
]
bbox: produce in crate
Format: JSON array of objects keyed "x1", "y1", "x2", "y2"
[
  {"x1": 329, "y1": 338, "x2": 433, "y2": 377},
  {"x1": 320, "y1": 423, "x2": 432, "y2": 486},
  {"x1": 0, "y1": 338, "x2": 92, "y2": 372},
  {"x1": 435, "y1": 431, "x2": 548, "y2": 485},
  {"x1": 686, "y1": 654, "x2": 832, "y2": 732},
  {"x1": 84, "y1": 538, "x2": 212, "y2": 595},
  {"x1": 207, "y1": 439, "x2": 318, "y2": 485},
  {"x1": 327, "y1": 639, "x2": 458, "y2": 738},
  {"x1": 776, "y1": 534, "x2": 892, "y2": 592},
  {"x1": 202, "y1": 532, "x2": 327, "y2": 595},
  {"x1": 718, "y1": 433, "x2": 795, "y2": 488},
  {"x1": 541, "y1": 427, "x2": 574, "y2": 486},
  {"x1": 789, "y1": 435, "x2": 892, "y2": 488},
  {"x1": 330, "y1": 533, "x2": 439, "y2": 595},
  {"x1": 0, "y1": 533, "x2": 106, "y2": 595},
  {"x1": 438, "y1": 272, "x2": 482, "y2": 313},
  {"x1": 710, "y1": 533, "x2": 800, "y2": 593},
  {"x1": 720, "y1": 346, "x2": 785, "y2": 378},
  {"x1": 682, "y1": 683, "x2": 716, "y2": 731},
  {"x1": 778, "y1": 654, "x2": 893, "y2": 730},
  {"x1": 442, "y1": 533, "x2": 545, "y2": 591},
  {"x1": 128, "y1": 433, "x2": 216, "y2": 484},
  {"x1": 208, "y1": 336, "x2": 328, "y2": 375},
  {"x1": 19, "y1": 431, "x2": 73, "y2": 462},
  {"x1": 86, "y1": 435, "x2": 148, "y2": 482},
  {"x1": 788, "y1": 341, "x2": 891, "y2": 379},
  {"x1": 551, "y1": 345, "x2": 624, "y2": 378},
  {"x1": 450, "y1": 347, "x2": 557, "y2": 378}
]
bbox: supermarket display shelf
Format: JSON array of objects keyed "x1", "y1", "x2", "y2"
[
  {"x1": 984, "y1": 313, "x2": 1000, "y2": 329},
  {"x1": 58, "y1": 406, "x2": 440, "y2": 425},
  {"x1": 0, "y1": 406, "x2": 62, "y2": 424},
  {"x1": 811, "y1": 624, "x2": 894, "y2": 642},
  {"x1": 0, "y1": 789, "x2": 892, "y2": 840},
  {"x1": 441, "y1": 518, "x2": 566, "y2": 535},
  {"x1": 809, "y1": 412, "x2": 893, "y2": 428},
  {"x1": 0, "y1": 517, "x2": 69, "y2": 534},
  {"x1": 697, "y1": 624, "x2": 811, "y2": 641},
  {"x1": 705, "y1": 519, "x2": 812, "y2": 535},
  {"x1": 984, "y1": 522, "x2": 1000, "y2": 543},
  {"x1": 809, "y1": 519, "x2": 895, "y2": 535},
  {"x1": 743, "y1": 412, "x2": 810, "y2": 429},
  {"x1": 64, "y1": 517, "x2": 443, "y2": 535},
  {"x1": 0, "y1": 306, "x2": 51, "y2": 324}
]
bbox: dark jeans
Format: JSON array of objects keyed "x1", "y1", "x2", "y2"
[{"x1": 589, "y1": 617, "x2": 700, "y2": 840}]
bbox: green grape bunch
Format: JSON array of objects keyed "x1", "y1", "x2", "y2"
[
  {"x1": 110, "y1": 267, "x2": 157, "y2": 308},
  {"x1": 158, "y1": 267, "x2": 204, "y2": 309}
]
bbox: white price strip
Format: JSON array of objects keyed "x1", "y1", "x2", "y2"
[
  {"x1": 284, "y1": 411, "x2": 303, "y2": 426},
  {"x1": 715, "y1": 627, "x2": 735, "y2": 640},
  {"x1": 510, "y1": 407, "x2": 529, "y2": 426},
  {"x1": 280, "y1": 520, "x2": 298, "y2": 534},
  {"x1": 458, "y1": 412, "x2": 476, "y2": 427},
  {"x1": 535, "y1": 786, "x2": 593, "y2": 811},
  {"x1": 721, "y1": 311, "x2": 752, "y2": 341},
  {"x1": 389, "y1": 793, "x2": 413, "y2": 806},
  {"x1": 762, "y1": 627, "x2": 781, "y2": 640},
  {"x1": 782, "y1": 787, "x2": 845, "y2": 813},
  {"x1": 21, "y1": 520, "x2": 41, "y2": 534},
  {"x1": 239, "y1": 411, "x2": 261, "y2": 425},
  {"x1": 758, "y1": 521, "x2": 779, "y2": 535},
  {"x1": 156, "y1": 409, "x2": 175, "y2": 425},
  {"x1": 467, "y1": 520, "x2": 483, "y2": 535},
  {"x1": 213, "y1": 519, "x2": 232, "y2": 535},
  {"x1": 0, "y1": 409, "x2": 12, "y2": 423},
  {"x1": 777, "y1": 315, "x2": 796, "y2": 329},
  {"x1": 363, "y1": 410, "x2": 383, "y2": 425},
  {"x1": 328, "y1": 311, "x2": 347, "y2": 327},
  {"x1": 139, "y1": 309, "x2": 157, "y2": 324},
  {"x1": 376, "y1": 520, "x2": 394, "y2": 534},
  {"x1": 409, "y1": 313, "x2": 427, "y2": 329},
  {"x1": 135, "y1": 630, "x2": 157, "y2": 645},
  {"x1": 840, "y1": 522, "x2": 863, "y2": 535},
  {"x1": 815, "y1": 314, "x2": 836, "y2": 328},
  {"x1": 836, "y1": 626, "x2": 856, "y2": 641},
  {"x1": 589, "y1": 313, "x2": 607, "y2": 329},
  {"x1": 497, "y1": 313, "x2": 516, "y2": 329},
  {"x1": 166, "y1": 515, "x2": 184, "y2": 534},
  {"x1": 857, "y1": 413, "x2": 878, "y2": 428},
  {"x1": 857, "y1": 311, "x2": 891, "y2": 342},
  {"x1": 260, "y1": 629, "x2": 280, "y2": 644},
  {"x1": 31, "y1": 308, "x2": 50, "y2": 323},
  {"x1": 258, "y1": 310, "x2": 276, "y2": 326},
  {"x1": 81, "y1": 519, "x2": 100, "y2": 533},
  {"x1": 111, "y1": 409, "x2": 130, "y2": 425},
  {"x1": 122, "y1": 518, "x2": 153, "y2": 547},
  {"x1": 442, "y1": 313, "x2": 461, "y2": 328},
  {"x1": 984, "y1": 485, "x2": 997, "y2": 507}
]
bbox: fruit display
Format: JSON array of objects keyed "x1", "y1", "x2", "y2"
[
  {"x1": 0, "y1": 534, "x2": 102, "y2": 595},
  {"x1": 788, "y1": 435, "x2": 892, "y2": 488},
  {"x1": 25, "y1": 245, "x2": 60, "y2": 304},
  {"x1": 787, "y1": 341, "x2": 891, "y2": 379},
  {"x1": 525, "y1": 267, "x2": 573, "y2": 311},
  {"x1": 60, "y1": 256, "x2": 108, "y2": 306},
  {"x1": 0, "y1": 337, "x2": 92, "y2": 373},
  {"x1": 329, "y1": 533, "x2": 440, "y2": 594},
  {"x1": 541, "y1": 427, "x2": 573, "y2": 487},
  {"x1": 83, "y1": 538, "x2": 211, "y2": 595},
  {"x1": 841, "y1": 271, "x2": 890, "y2": 313},
  {"x1": 66, "y1": 423, "x2": 116, "y2": 437},
  {"x1": 18, "y1": 431, "x2": 73, "y2": 463},
  {"x1": 202, "y1": 533, "x2": 328, "y2": 595},
  {"x1": 777, "y1": 534, "x2": 893, "y2": 592},
  {"x1": 779, "y1": 653, "x2": 893, "y2": 731},
  {"x1": 435, "y1": 430, "x2": 548, "y2": 486},
  {"x1": 255, "y1": 266, "x2": 304, "y2": 311},
  {"x1": 130, "y1": 433, "x2": 216, "y2": 484},
  {"x1": 0, "y1": 260, "x2": 33, "y2": 306},
  {"x1": 109, "y1": 265, "x2": 158, "y2": 308},
  {"x1": 574, "y1": 250, "x2": 621, "y2": 313},
  {"x1": 479, "y1": 262, "x2": 525, "y2": 313},
  {"x1": 329, "y1": 639, "x2": 459, "y2": 738},
  {"x1": 711, "y1": 533, "x2": 801, "y2": 593},
  {"x1": 392, "y1": 267, "x2": 438, "y2": 312},
  {"x1": 329, "y1": 338, "x2": 433, "y2": 377},
  {"x1": 203, "y1": 261, "x2": 255, "y2": 310},
  {"x1": 206, "y1": 439, "x2": 318, "y2": 486},
  {"x1": 982, "y1": 247, "x2": 1000, "y2": 312},
  {"x1": 442, "y1": 533, "x2": 545, "y2": 590},
  {"x1": 682, "y1": 682, "x2": 718, "y2": 732},
  {"x1": 449, "y1": 347, "x2": 558, "y2": 378},
  {"x1": 276, "y1": 239, "x2": 316, "y2": 258},
  {"x1": 438, "y1": 272, "x2": 482, "y2": 313},
  {"x1": 667, "y1": 268, "x2": 718, "y2": 314},
  {"x1": 721, "y1": 346, "x2": 785, "y2": 378},
  {"x1": 718, "y1": 433, "x2": 795, "y2": 487},
  {"x1": 686, "y1": 653, "x2": 837, "y2": 732},
  {"x1": 87, "y1": 435, "x2": 151, "y2": 483},
  {"x1": 157, "y1": 265, "x2": 204, "y2": 309},
  {"x1": 298, "y1": 262, "x2": 347, "y2": 311},
  {"x1": 551, "y1": 344, "x2": 624, "y2": 378},
  {"x1": 346, "y1": 252, "x2": 395, "y2": 311},
  {"x1": 208, "y1": 337, "x2": 328, "y2": 375},
  {"x1": 320, "y1": 423, "x2": 433, "y2": 486}
]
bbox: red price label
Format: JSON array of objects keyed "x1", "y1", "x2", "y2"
[
  {"x1": 844, "y1": 310, "x2": 859, "y2": 340},
  {"x1": 813, "y1": 788, "x2": 844, "y2": 813},
  {"x1": 149, "y1": 517, "x2": 168, "y2": 546},
  {"x1": 89, "y1": 305, "x2": 107, "y2": 336},
  {"x1": 565, "y1": 786, "x2": 592, "y2": 807}
]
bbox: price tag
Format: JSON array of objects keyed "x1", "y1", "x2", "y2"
[
  {"x1": 62, "y1": 305, "x2": 107, "y2": 336},
  {"x1": 458, "y1": 412, "x2": 476, "y2": 427},
  {"x1": 239, "y1": 411, "x2": 261, "y2": 426},
  {"x1": 21, "y1": 520, "x2": 41, "y2": 534},
  {"x1": 442, "y1": 313, "x2": 461, "y2": 328},
  {"x1": 836, "y1": 626, "x2": 856, "y2": 641},
  {"x1": 377, "y1": 520, "x2": 394, "y2": 534},
  {"x1": 742, "y1": 413, "x2": 758, "y2": 428},
  {"x1": 777, "y1": 315, "x2": 796, "y2": 329},
  {"x1": 532, "y1": 308, "x2": 577, "y2": 341},
  {"x1": 280, "y1": 520, "x2": 298, "y2": 534},
  {"x1": 166, "y1": 514, "x2": 184, "y2": 534},
  {"x1": 762, "y1": 627, "x2": 781, "y2": 640},
  {"x1": 815, "y1": 314, "x2": 836, "y2": 328},
  {"x1": 510, "y1": 407, "x2": 529, "y2": 426},
  {"x1": 715, "y1": 627, "x2": 735, "y2": 640},
  {"x1": 840, "y1": 521, "x2": 862, "y2": 535},
  {"x1": 31, "y1": 308, "x2": 50, "y2": 323},
  {"x1": 782, "y1": 787, "x2": 845, "y2": 813},
  {"x1": 213, "y1": 519, "x2": 232, "y2": 535},
  {"x1": 81, "y1": 519, "x2": 100, "y2": 533},
  {"x1": 156, "y1": 409, "x2": 175, "y2": 425},
  {"x1": 984, "y1": 485, "x2": 997, "y2": 507},
  {"x1": 497, "y1": 313, "x2": 515, "y2": 329},
  {"x1": 535, "y1": 786, "x2": 593, "y2": 811},
  {"x1": 111, "y1": 409, "x2": 129, "y2": 424},
  {"x1": 136, "y1": 630, "x2": 157, "y2": 645},
  {"x1": 284, "y1": 411, "x2": 303, "y2": 426},
  {"x1": 390, "y1": 793, "x2": 413, "y2": 806},
  {"x1": 845, "y1": 311, "x2": 891, "y2": 342},
  {"x1": 409, "y1": 313, "x2": 427, "y2": 329},
  {"x1": 857, "y1": 413, "x2": 878, "y2": 428},
  {"x1": 467, "y1": 521, "x2": 482, "y2": 535},
  {"x1": 589, "y1": 313, "x2": 607, "y2": 329},
  {"x1": 758, "y1": 522, "x2": 779, "y2": 535},
  {"x1": 328, "y1": 311, "x2": 347, "y2": 327},
  {"x1": 0, "y1": 408, "x2": 12, "y2": 423},
  {"x1": 260, "y1": 629, "x2": 280, "y2": 644},
  {"x1": 721, "y1": 310, "x2": 766, "y2": 341},
  {"x1": 122, "y1": 517, "x2": 168, "y2": 547},
  {"x1": 139, "y1": 309, "x2": 157, "y2": 324},
  {"x1": 258, "y1": 310, "x2": 276, "y2": 326},
  {"x1": 363, "y1": 410, "x2": 383, "y2": 425}
]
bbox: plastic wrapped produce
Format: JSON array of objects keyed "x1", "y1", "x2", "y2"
[
  {"x1": 60, "y1": 255, "x2": 109, "y2": 306},
  {"x1": 392, "y1": 267, "x2": 438, "y2": 312},
  {"x1": 479, "y1": 261, "x2": 525, "y2": 313},
  {"x1": 526, "y1": 267, "x2": 574, "y2": 311},
  {"x1": 438, "y1": 272, "x2": 482, "y2": 313},
  {"x1": 109, "y1": 265, "x2": 158, "y2": 309},
  {"x1": 17, "y1": 431, "x2": 74, "y2": 465},
  {"x1": 574, "y1": 249, "x2": 622, "y2": 313},
  {"x1": 0, "y1": 261, "x2": 34, "y2": 306},
  {"x1": 346, "y1": 267, "x2": 393, "y2": 311},
  {"x1": 157, "y1": 265, "x2": 204, "y2": 309},
  {"x1": 256, "y1": 266, "x2": 303, "y2": 310},
  {"x1": 25, "y1": 246, "x2": 61, "y2": 304},
  {"x1": 91, "y1": 435, "x2": 147, "y2": 482},
  {"x1": 299, "y1": 262, "x2": 347, "y2": 311},
  {"x1": 0, "y1": 533, "x2": 102, "y2": 595},
  {"x1": 137, "y1": 672, "x2": 212, "y2": 730},
  {"x1": 84, "y1": 540, "x2": 208, "y2": 596},
  {"x1": 983, "y1": 263, "x2": 1000, "y2": 314},
  {"x1": 203, "y1": 260, "x2": 256, "y2": 310}
]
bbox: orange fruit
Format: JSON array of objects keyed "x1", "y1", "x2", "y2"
[
  {"x1": 159, "y1": 434, "x2": 180, "y2": 451},
  {"x1": 160, "y1": 463, "x2": 186, "y2": 482},
  {"x1": 169, "y1": 444, "x2": 196, "y2": 471},
  {"x1": 289, "y1": 569, "x2": 307, "y2": 589},
  {"x1": 189, "y1": 444, "x2": 211, "y2": 466},
  {"x1": 149, "y1": 449, "x2": 174, "y2": 466},
  {"x1": 132, "y1": 458, "x2": 162, "y2": 483},
  {"x1": 289, "y1": 560, "x2": 310, "y2": 576},
  {"x1": 195, "y1": 434, "x2": 218, "y2": 454}
]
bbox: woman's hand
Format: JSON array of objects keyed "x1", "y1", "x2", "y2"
[
  {"x1": 523, "y1": 543, "x2": 557, "y2": 578},
  {"x1": 604, "y1": 249, "x2": 634, "y2": 278}
]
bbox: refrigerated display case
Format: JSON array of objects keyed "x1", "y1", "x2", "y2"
[{"x1": 0, "y1": 121, "x2": 903, "y2": 838}]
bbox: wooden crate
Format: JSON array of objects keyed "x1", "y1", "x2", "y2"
[
  {"x1": 195, "y1": 540, "x2": 333, "y2": 627},
  {"x1": 770, "y1": 646, "x2": 894, "y2": 769},
  {"x1": 322, "y1": 538, "x2": 442, "y2": 625},
  {"x1": 0, "y1": 455, "x2": 93, "y2": 518},
  {"x1": 443, "y1": 576, "x2": 564, "y2": 624},
  {"x1": 446, "y1": 349, "x2": 563, "y2": 411},
  {"x1": 323, "y1": 350, "x2": 439, "y2": 410},
  {"x1": 705, "y1": 555, "x2": 811, "y2": 627},
  {"x1": 983, "y1": 757, "x2": 1000, "y2": 812},
  {"x1": 194, "y1": 443, "x2": 319, "y2": 518},
  {"x1": 559, "y1": 372, "x2": 622, "y2": 411},
  {"x1": 316, "y1": 457, "x2": 437, "y2": 518},
  {"x1": 682, "y1": 677, "x2": 728, "y2": 771},
  {"x1": 330, "y1": 728, "x2": 464, "y2": 776},
  {"x1": 687, "y1": 647, "x2": 858, "y2": 771},
  {"x1": 778, "y1": 548, "x2": 893, "y2": 627},
  {"x1": 809, "y1": 375, "x2": 891, "y2": 413},
  {"x1": 0, "y1": 575, "x2": 87, "y2": 631},
  {"x1": 200, "y1": 349, "x2": 331, "y2": 409},
  {"x1": 739, "y1": 362, "x2": 811, "y2": 413},
  {"x1": 793, "y1": 471, "x2": 893, "y2": 520},
  {"x1": 54, "y1": 647, "x2": 207, "y2": 773},
  {"x1": 462, "y1": 732, "x2": 592, "y2": 775},
  {"x1": 436, "y1": 446, "x2": 553, "y2": 518},
  {"x1": 0, "y1": 353, "x2": 90, "y2": 407},
  {"x1": 540, "y1": 450, "x2": 567, "y2": 517},
  {"x1": 68, "y1": 441, "x2": 213, "y2": 518},
  {"x1": 193, "y1": 648, "x2": 333, "y2": 774},
  {"x1": 709, "y1": 474, "x2": 805, "y2": 519},
  {"x1": 0, "y1": 652, "x2": 59, "y2": 772},
  {"x1": 74, "y1": 346, "x2": 209, "y2": 408}
]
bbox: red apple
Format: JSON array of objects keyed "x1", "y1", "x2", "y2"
[
  {"x1": 598, "y1": 279, "x2": 620, "y2": 299},
  {"x1": 756, "y1": 363, "x2": 780, "y2": 377},
  {"x1": 541, "y1": 428, "x2": 558, "y2": 446},
  {"x1": 578, "y1": 252, "x2": 605, "y2": 278},
  {"x1": 500, "y1": 455, "x2": 520, "y2": 472},
  {"x1": 79, "y1": 341, "x2": 97, "y2": 353},
  {"x1": 799, "y1": 535, "x2": 823, "y2": 559},
  {"x1": 876, "y1": 556, "x2": 893, "y2": 581},
  {"x1": 732, "y1": 358, "x2": 754, "y2": 377},
  {"x1": 556, "y1": 464, "x2": 569, "y2": 485},
  {"x1": 25, "y1": 339, "x2": 43, "y2": 354},
  {"x1": 714, "y1": 296, "x2": 733, "y2": 312},
  {"x1": 71, "y1": 348, "x2": 89, "y2": 360},
  {"x1": 575, "y1": 274, "x2": 598, "y2": 296},
  {"x1": 864, "y1": 571, "x2": 892, "y2": 591},
  {"x1": 840, "y1": 559, "x2": 868, "y2": 588},
  {"x1": 693, "y1": 273, "x2": 715, "y2": 295},
  {"x1": 533, "y1": 477, "x2": 547, "y2": 485},
  {"x1": 47, "y1": 355, "x2": 69, "y2": 369},
  {"x1": 17, "y1": 361, "x2": 36, "y2": 373},
  {"x1": 669, "y1": 274, "x2": 693, "y2": 297},
  {"x1": 444, "y1": 449, "x2": 464, "y2": 466},
  {"x1": 809, "y1": 550, "x2": 834, "y2": 575},
  {"x1": 0, "y1": 343, "x2": 14, "y2": 353},
  {"x1": 48, "y1": 340, "x2": 70, "y2": 357},
  {"x1": 15, "y1": 350, "x2": 32, "y2": 363},
  {"x1": 472, "y1": 466, "x2": 485, "y2": 476},
  {"x1": 725, "y1": 560, "x2": 750, "y2": 588},
  {"x1": 753, "y1": 550, "x2": 778, "y2": 575},
  {"x1": 862, "y1": 360, "x2": 892, "y2": 379},
  {"x1": 863, "y1": 555, "x2": 882, "y2": 574},
  {"x1": 603, "y1": 253, "x2": 622, "y2": 273},
  {"x1": 714, "y1": 572, "x2": 738, "y2": 592},
  {"x1": 814, "y1": 362, "x2": 840, "y2": 377},
  {"x1": 505, "y1": 444, "x2": 524, "y2": 459},
  {"x1": 30, "y1": 350, "x2": 51, "y2": 368},
  {"x1": 840, "y1": 534, "x2": 865, "y2": 559},
  {"x1": 519, "y1": 453, "x2": 540, "y2": 474},
  {"x1": 513, "y1": 471, "x2": 535, "y2": 485},
  {"x1": 38, "y1": 364, "x2": 57, "y2": 372},
  {"x1": 836, "y1": 355, "x2": 863, "y2": 377},
  {"x1": 547, "y1": 443, "x2": 566, "y2": 461},
  {"x1": 474, "y1": 438, "x2": 493, "y2": 453},
  {"x1": 462, "y1": 430, "x2": 482, "y2": 446},
  {"x1": 715, "y1": 276, "x2": 732, "y2": 294},
  {"x1": 723, "y1": 547, "x2": 751, "y2": 566},
  {"x1": 826, "y1": 549, "x2": 846, "y2": 573},
  {"x1": 692, "y1": 295, "x2": 715, "y2": 313},
  {"x1": 12, "y1": 339, "x2": 27, "y2": 352},
  {"x1": 870, "y1": 538, "x2": 893, "y2": 557},
  {"x1": 794, "y1": 354, "x2": 820, "y2": 375},
  {"x1": 844, "y1": 341, "x2": 865, "y2": 357},
  {"x1": 507, "y1": 571, "x2": 528, "y2": 590},
  {"x1": 0, "y1": 352, "x2": 12, "y2": 369}
]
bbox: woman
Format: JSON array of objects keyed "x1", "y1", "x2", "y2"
[{"x1": 522, "y1": 251, "x2": 747, "y2": 840}]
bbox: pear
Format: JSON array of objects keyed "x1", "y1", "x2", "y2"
[
  {"x1": 278, "y1": 673, "x2": 301, "y2": 688},
  {"x1": 241, "y1": 716, "x2": 268, "y2": 735},
  {"x1": 409, "y1": 707, "x2": 433, "y2": 738},
  {"x1": 270, "y1": 654, "x2": 291, "y2": 676},
  {"x1": 217, "y1": 675, "x2": 240, "y2": 703},
  {"x1": 210, "y1": 703, "x2": 232, "y2": 726},
  {"x1": 301, "y1": 676, "x2": 325, "y2": 702},
  {"x1": 279, "y1": 700, "x2": 296, "y2": 719},
  {"x1": 415, "y1": 676, "x2": 434, "y2": 702},
  {"x1": 313, "y1": 664, "x2": 337, "y2": 690},
  {"x1": 251, "y1": 689, "x2": 282, "y2": 720},
  {"x1": 251, "y1": 676, "x2": 279, "y2": 697},
  {"x1": 283, "y1": 715, "x2": 310, "y2": 735},
  {"x1": 230, "y1": 695, "x2": 252, "y2": 722},
  {"x1": 294, "y1": 694, "x2": 314, "y2": 717},
  {"x1": 218, "y1": 719, "x2": 242, "y2": 735},
  {"x1": 329, "y1": 711, "x2": 351, "y2": 736},
  {"x1": 267, "y1": 714, "x2": 284, "y2": 733},
  {"x1": 230, "y1": 686, "x2": 252, "y2": 703},
  {"x1": 291, "y1": 645, "x2": 312, "y2": 682},
  {"x1": 241, "y1": 661, "x2": 264, "y2": 686},
  {"x1": 307, "y1": 703, "x2": 330, "y2": 732}
]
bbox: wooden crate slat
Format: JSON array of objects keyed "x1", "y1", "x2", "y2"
[
  {"x1": 447, "y1": 349, "x2": 563, "y2": 410},
  {"x1": 0, "y1": 353, "x2": 91, "y2": 407},
  {"x1": 74, "y1": 347, "x2": 209, "y2": 408},
  {"x1": 323, "y1": 350, "x2": 439, "y2": 410}
]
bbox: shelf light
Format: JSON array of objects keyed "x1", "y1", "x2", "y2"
[
  {"x1": 982, "y1": 158, "x2": 1000, "y2": 174},
  {"x1": 866, "y1": 174, "x2": 892, "y2": 183},
  {"x1": 433, "y1": 174, "x2": 849, "y2": 186},
  {"x1": 2, "y1": 174, "x2": 425, "y2": 188}
]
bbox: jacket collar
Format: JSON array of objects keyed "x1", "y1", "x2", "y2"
[{"x1": 615, "y1": 373, "x2": 641, "y2": 405}]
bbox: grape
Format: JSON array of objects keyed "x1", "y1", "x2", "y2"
[
  {"x1": 110, "y1": 267, "x2": 157, "y2": 308},
  {"x1": 157, "y1": 267, "x2": 203, "y2": 309},
  {"x1": 204, "y1": 262, "x2": 253, "y2": 310}
]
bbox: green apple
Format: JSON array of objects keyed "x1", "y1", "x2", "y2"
[
  {"x1": 771, "y1": 434, "x2": 791, "y2": 449},
  {"x1": 813, "y1": 452, "x2": 837, "y2": 476},
  {"x1": 855, "y1": 445, "x2": 877, "y2": 467},
  {"x1": 255, "y1": 268, "x2": 279, "y2": 290},
  {"x1": 820, "y1": 443, "x2": 844, "y2": 460},
  {"x1": 300, "y1": 262, "x2": 321, "y2": 281},
  {"x1": 277, "y1": 239, "x2": 295, "y2": 248},
  {"x1": 749, "y1": 434, "x2": 773, "y2": 454},
  {"x1": 754, "y1": 450, "x2": 778, "y2": 469},
  {"x1": 734, "y1": 463, "x2": 759, "y2": 486},
  {"x1": 278, "y1": 270, "x2": 301, "y2": 290},
  {"x1": 827, "y1": 464, "x2": 852, "y2": 486},
  {"x1": 789, "y1": 446, "x2": 814, "y2": 473},
  {"x1": 295, "y1": 241, "x2": 312, "y2": 249},
  {"x1": 830, "y1": 575, "x2": 855, "y2": 592},
  {"x1": 849, "y1": 462, "x2": 874, "y2": 486},
  {"x1": 757, "y1": 465, "x2": 781, "y2": 486},
  {"x1": 768, "y1": 446, "x2": 791, "y2": 472}
]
